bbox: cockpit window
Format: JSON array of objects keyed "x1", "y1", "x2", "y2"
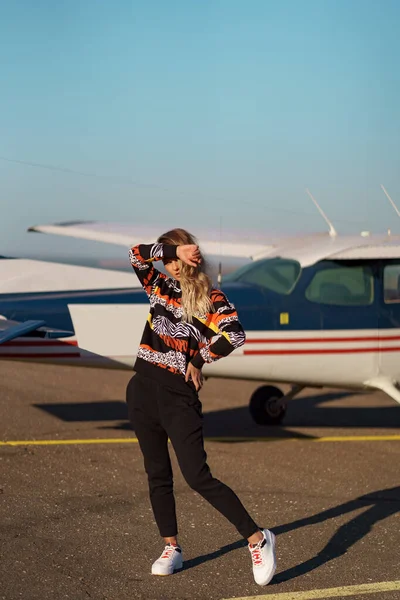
[
  {"x1": 223, "y1": 258, "x2": 301, "y2": 295},
  {"x1": 384, "y1": 264, "x2": 400, "y2": 303},
  {"x1": 305, "y1": 264, "x2": 374, "y2": 306}
]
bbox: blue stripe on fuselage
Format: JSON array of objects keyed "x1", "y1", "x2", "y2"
[
  {"x1": 0, "y1": 287, "x2": 148, "y2": 332},
  {"x1": 220, "y1": 282, "x2": 379, "y2": 331},
  {"x1": 0, "y1": 270, "x2": 393, "y2": 334}
]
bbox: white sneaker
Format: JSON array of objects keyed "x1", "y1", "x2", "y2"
[
  {"x1": 151, "y1": 544, "x2": 183, "y2": 576},
  {"x1": 249, "y1": 529, "x2": 276, "y2": 586}
]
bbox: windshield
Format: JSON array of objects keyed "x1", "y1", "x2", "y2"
[{"x1": 223, "y1": 258, "x2": 301, "y2": 295}]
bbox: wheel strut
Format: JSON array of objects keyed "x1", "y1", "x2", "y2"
[{"x1": 275, "y1": 384, "x2": 304, "y2": 409}]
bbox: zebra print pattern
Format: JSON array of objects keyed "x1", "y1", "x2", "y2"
[
  {"x1": 226, "y1": 331, "x2": 246, "y2": 348},
  {"x1": 153, "y1": 316, "x2": 205, "y2": 343},
  {"x1": 151, "y1": 243, "x2": 164, "y2": 259},
  {"x1": 199, "y1": 329, "x2": 245, "y2": 364}
]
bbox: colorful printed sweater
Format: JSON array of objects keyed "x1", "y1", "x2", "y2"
[{"x1": 129, "y1": 243, "x2": 246, "y2": 387}]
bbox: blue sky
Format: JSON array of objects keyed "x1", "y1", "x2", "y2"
[{"x1": 1, "y1": 0, "x2": 399, "y2": 261}]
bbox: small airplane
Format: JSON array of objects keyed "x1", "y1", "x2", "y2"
[{"x1": 1, "y1": 187, "x2": 400, "y2": 425}]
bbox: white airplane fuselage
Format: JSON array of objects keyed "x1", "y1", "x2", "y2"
[{"x1": 2, "y1": 253, "x2": 400, "y2": 407}]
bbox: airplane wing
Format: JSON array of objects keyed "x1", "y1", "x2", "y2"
[
  {"x1": 28, "y1": 221, "x2": 273, "y2": 259},
  {"x1": 0, "y1": 256, "x2": 137, "y2": 293}
]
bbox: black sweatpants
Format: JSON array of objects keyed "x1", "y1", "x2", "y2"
[{"x1": 126, "y1": 372, "x2": 259, "y2": 539}]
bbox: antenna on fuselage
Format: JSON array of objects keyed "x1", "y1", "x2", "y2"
[
  {"x1": 381, "y1": 184, "x2": 400, "y2": 218},
  {"x1": 305, "y1": 188, "x2": 337, "y2": 237}
]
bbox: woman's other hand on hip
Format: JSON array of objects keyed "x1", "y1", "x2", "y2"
[{"x1": 185, "y1": 362, "x2": 203, "y2": 391}]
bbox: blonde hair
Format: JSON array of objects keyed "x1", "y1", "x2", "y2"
[{"x1": 158, "y1": 228, "x2": 213, "y2": 322}]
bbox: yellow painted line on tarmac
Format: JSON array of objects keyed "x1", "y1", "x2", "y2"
[
  {"x1": 206, "y1": 435, "x2": 400, "y2": 443},
  {"x1": 222, "y1": 579, "x2": 400, "y2": 600},
  {"x1": 0, "y1": 438, "x2": 140, "y2": 446},
  {"x1": 1, "y1": 434, "x2": 400, "y2": 447},
  {"x1": 309, "y1": 434, "x2": 400, "y2": 442},
  {"x1": 1, "y1": 435, "x2": 400, "y2": 447}
]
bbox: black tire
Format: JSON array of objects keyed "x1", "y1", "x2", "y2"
[{"x1": 249, "y1": 385, "x2": 287, "y2": 425}]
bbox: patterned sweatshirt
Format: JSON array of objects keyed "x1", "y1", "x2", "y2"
[{"x1": 129, "y1": 243, "x2": 246, "y2": 389}]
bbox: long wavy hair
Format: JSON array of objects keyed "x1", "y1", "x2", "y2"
[{"x1": 158, "y1": 228, "x2": 213, "y2": 322}]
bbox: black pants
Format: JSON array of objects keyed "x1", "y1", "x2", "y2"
[{"x1": 126, "y1": 372, "x2": 259, "y2": 539}]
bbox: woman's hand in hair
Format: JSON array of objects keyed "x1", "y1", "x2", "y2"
[
  {"x1": 185, "y1": 362, "x2": 204, "y2": 391},
  {"x1": 176, "y1": 244, "x2": 201, "y2": 267}
]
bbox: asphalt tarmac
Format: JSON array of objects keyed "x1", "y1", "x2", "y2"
[{"x1": 1, "y1": 360, "x2": 399, "y2": 600}]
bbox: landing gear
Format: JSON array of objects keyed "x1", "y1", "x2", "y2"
[
  {"x1": 249, "y1": 384, "x2": 304, "y2": 425},
  {"x1": 249, "y1": 386, "x2": 286, "y2": 425}
]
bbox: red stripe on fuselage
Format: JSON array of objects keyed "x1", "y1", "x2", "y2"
[
  {"x1": 0, "y1": 352, "x2": 81, "y2": 358},
  {"x1": 2, "y1": 340, "x2": 78, "y2": 347},
  {"x1": 244, "y1": 346, "x2": 400, "y2": 355}
]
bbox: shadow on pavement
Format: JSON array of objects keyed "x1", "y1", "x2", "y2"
[
  {"x1": 202, "y1": 392, "x2": 400, "y2": 436},
  {"x1": 272, "y1": 485, "x2": 400, "y2": 584},
  {"x1": 33, "y1": 400, "x2": 128, "y2": 422},
  {"x1": 183, "y1": 539, "x2": 247, "y2": 571},
  {"x1": 34, "y1": 389, "x2": 400, "y2": 438},
  {"x1": 181, "y1": 486, "x2": 400, "y2": 576}
]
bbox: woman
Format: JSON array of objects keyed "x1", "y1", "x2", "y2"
[{"x1": 126, "y1": 228, "x2": 276, "y2": 586}]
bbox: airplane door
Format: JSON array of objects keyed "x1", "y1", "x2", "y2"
[
  {"x1": 301, "y1": 261, "x2": 379, "y2": 385},
  {"x1": 378, "y1": 261, "x2": 400, "y2": 381}
]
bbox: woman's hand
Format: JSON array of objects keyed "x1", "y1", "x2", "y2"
[
  {"x1": 176, "y1": 244, "x2": 201, "y2": 267},
  {"x1": 185, "y1": 362, "x2": 204, "y2": 391}
]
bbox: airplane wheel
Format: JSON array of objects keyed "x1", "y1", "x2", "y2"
[{"x1": 249, "y1": 385, "x2": 287, "y2": 425}]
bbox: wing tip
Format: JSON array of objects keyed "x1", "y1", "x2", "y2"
[{"x1": 27, "y1": 220, "x2": 95, "y2": 233}]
